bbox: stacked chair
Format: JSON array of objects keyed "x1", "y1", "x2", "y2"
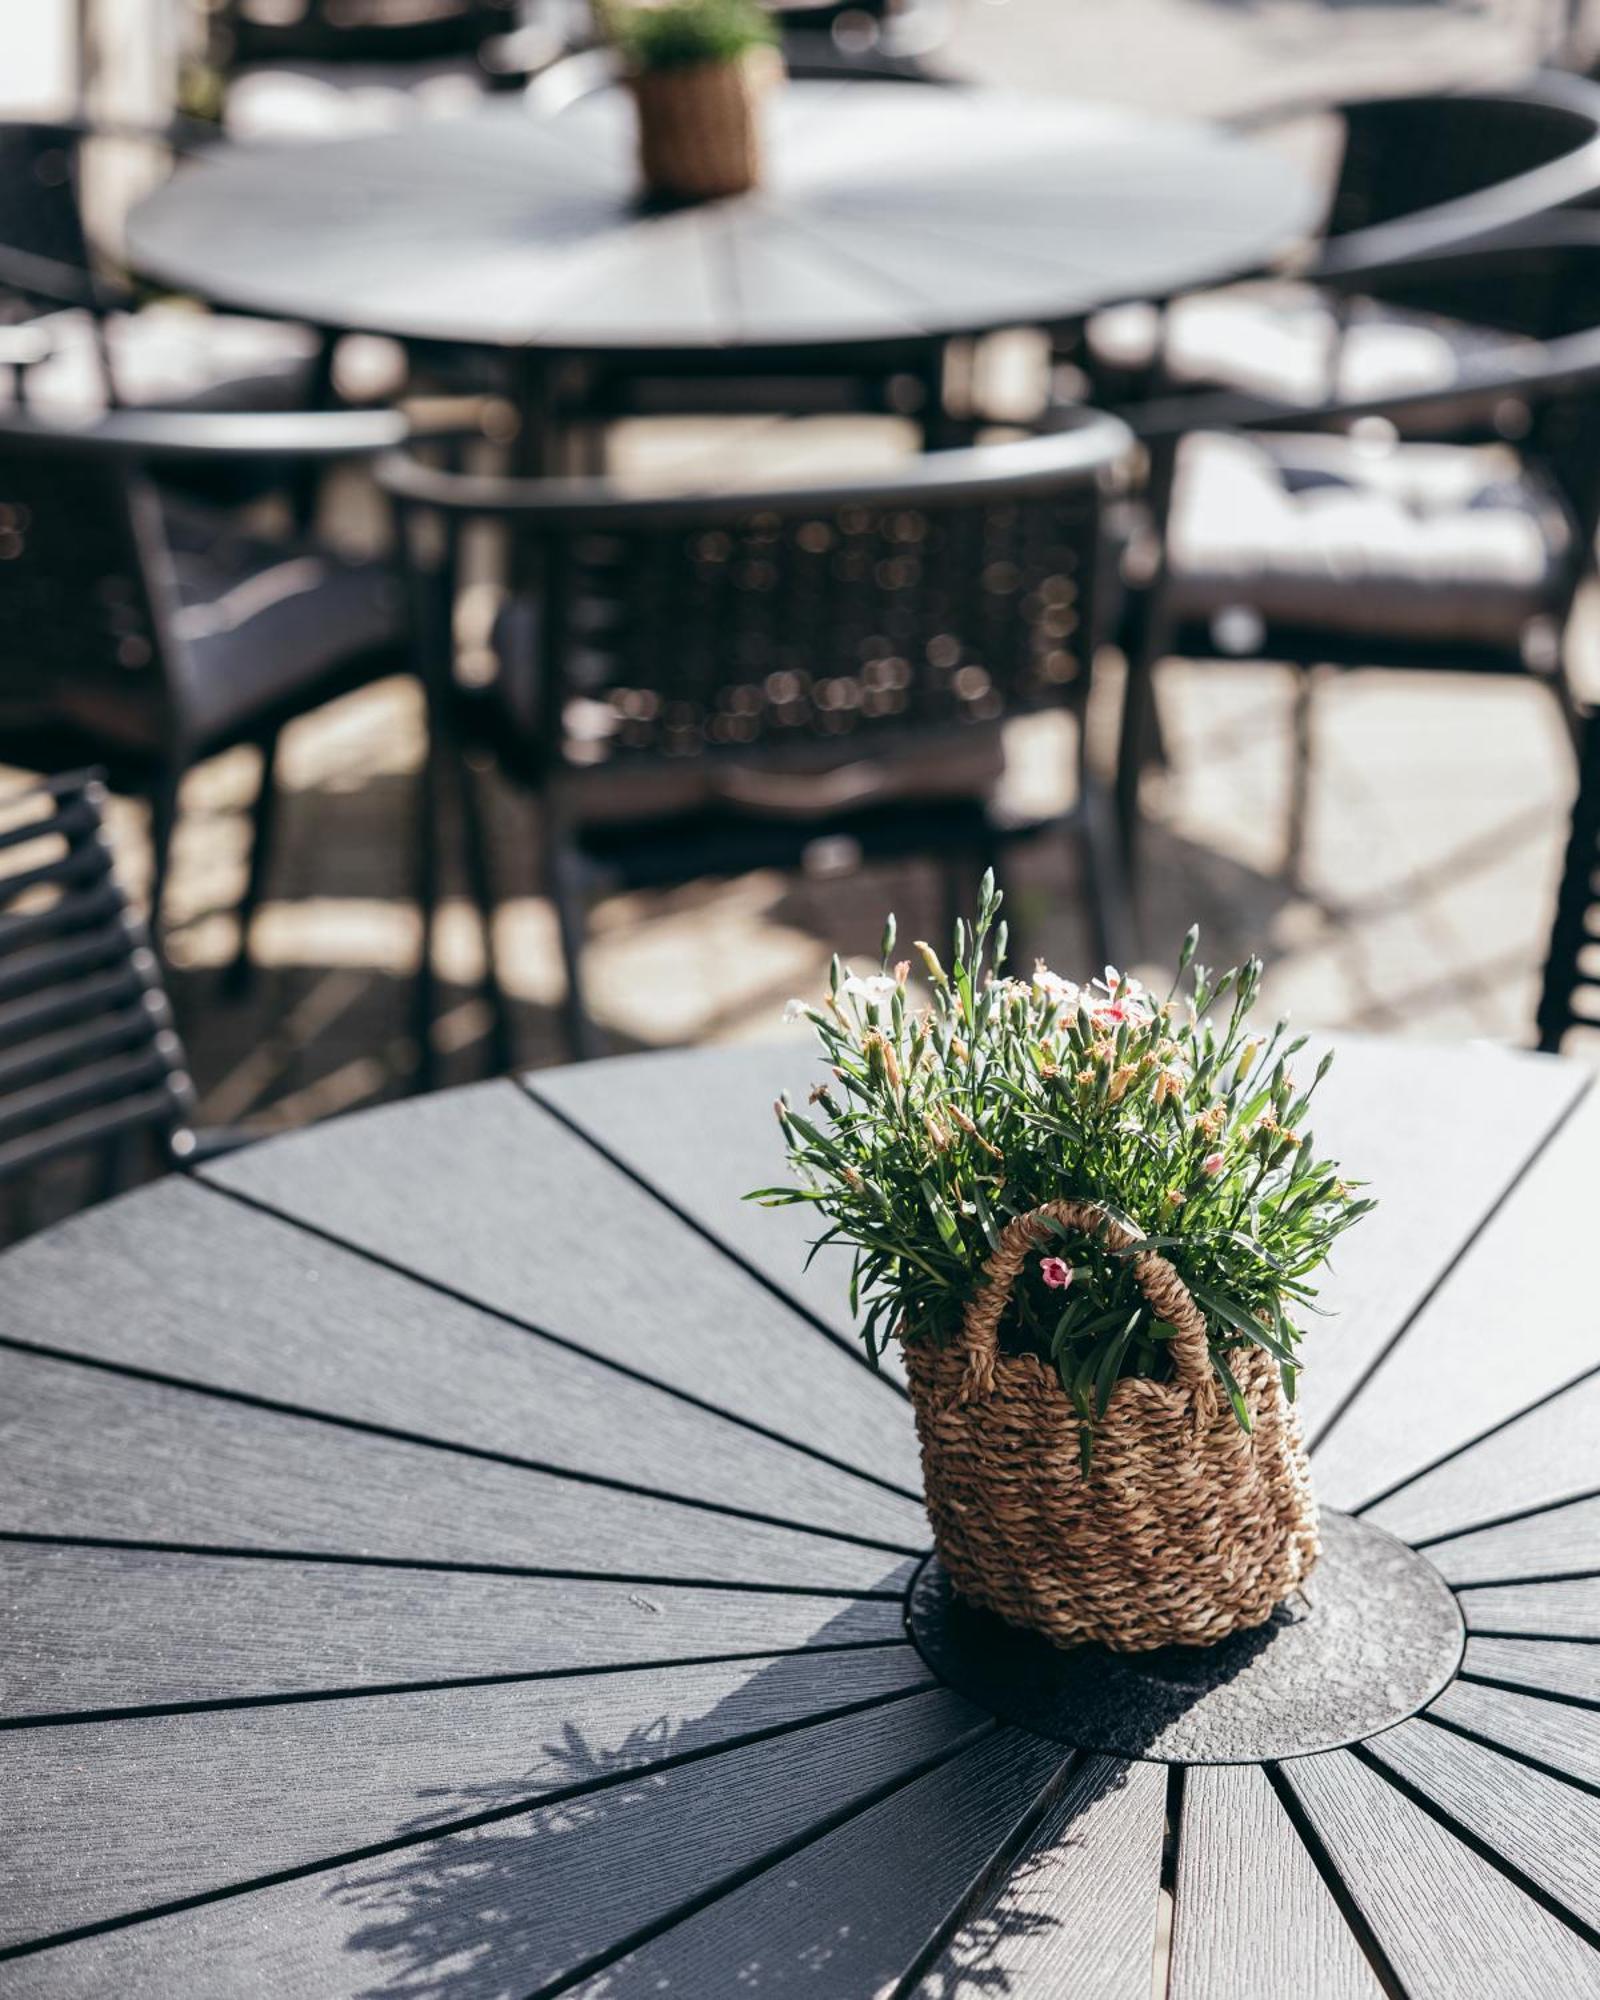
[{"x1": 380, "y1": 408, "x2": 1136, "y2": 1059}]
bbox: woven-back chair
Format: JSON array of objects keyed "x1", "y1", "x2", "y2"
[
  {"x1": 0, "y1": 771, "x2": 194, "y2": 1208},
  {"x1": 380, "y1": 409, "x2": 1135, "y2": 1059},
  {"x1": 1538, "y1": 706, "x2": 1600, "y2": 1050}
]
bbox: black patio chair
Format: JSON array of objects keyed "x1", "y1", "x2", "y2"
[
  {"x1": 0, "y1": 118, "x2": 328, "y2": 424},
  {"x1": 1538, "y1": 704, "x2": 1600, "y2": 1050},
  {"x1": 1116, "y1": 225, "x2": 1600, "y2": 887},
  {"x1": 1083, "y1": 73, "x2": 1600, "y2": 422},
  {"x1": 0, "y1": 769, "x2": 195, "y2": 1218},
  {"x1": 0, "y1": 406, "x2": 415, "y2": 996},
  {"x1": 200, "y1": 0, "x2": 524, "y2": 140},
  {"x1": 379, "y1": 407, "x2": 1136, "y2": 1061}
]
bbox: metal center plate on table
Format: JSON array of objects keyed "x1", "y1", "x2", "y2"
[
  {"x1": 3, "y1": 1037, "x2": 1598, "y2": 1995},
  {"x1": 124, "y1": 86, "x2": 1320, "y2": 358}
]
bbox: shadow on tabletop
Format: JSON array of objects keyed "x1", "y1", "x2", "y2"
[{"x1": 324, "y1": 1581, "x2": 1130, "y2": 1998}]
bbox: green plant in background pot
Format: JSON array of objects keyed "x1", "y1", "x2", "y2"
[
  {"x1": 608, "y1": 0, "x2": 782, "y2": 203},
  {"x1": 755, "y1": 877, "x2": 1375, "y2": 1652}
]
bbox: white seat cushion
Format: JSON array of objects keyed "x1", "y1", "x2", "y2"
[
  {"x1": 1167, "y1": 430, "x2": 1572, "y2": 648},
  {"x1": 15, "y1": 304, "x2": 319, "y2": 416},
  {"x1": 1092, "y1": 283, "x2": 1542, "y2": 420}
]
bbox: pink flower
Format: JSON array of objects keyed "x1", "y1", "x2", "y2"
[
  {"x1": 1202, "y1": 1152, "x2": 1226, "y2": 1177},
  {"x1": 1040, "y1": 1256, "x2": 1074, "y2": 1291}
]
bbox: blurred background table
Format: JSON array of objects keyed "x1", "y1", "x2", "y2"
[{"x1": 123, "y1": 84, "x2": 1320, "y2": 455}]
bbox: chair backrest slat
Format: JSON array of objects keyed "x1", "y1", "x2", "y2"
[
  {"x1": 0, "y1": 771, "x2": 192, "y2": 1187},
  {"x1": 1538, "y1": 708, "x2": 1600, "y2": 1051}
]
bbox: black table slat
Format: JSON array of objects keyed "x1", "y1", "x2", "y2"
[
  {"x1": 1422, "y1": 1496, "x2": 1600, "y2": 1586},
  {"x1": 0, "y1": 1348, "x2": 913, "y2": 1595},
  {"x1": 1284, "y1": 1748, "x2": 1600, "y2": 1999},
  {"x1": 202, "y1": 1081, "x2": 922, "y2": 1492},
  {"x1": 1254, "y1": 1046, "x2": 1582, "y2": 1443},
  {"x1": 565, "y1": 1726, "x2": 1069, "y2": 2000},
  {"x1": 1313, "y1": 1082, "x2": 1600, "y2": 1513},
  {"x1": 528, "y1": 1049, "x2": 887, "y2": 1369},
  {"x1": 533, "y1": 1042, "x2": 1585, "y2": 1427},
  {"x1": 0, "y1": 1177, "x2": 928, "y2": 1549},
  {"x1": 1428, "y1": 1680, "x2": 1600, "y2": 1790},
  {"x1": 1, "y1": 1543, "x2": 902, "y2": 1719},
  {"x1": 1462, "y1": 1636, "x2": 1600, "y2": 1706},
  {"x1": 1363, "y1": 1371, "x2": 1600, "y2": 1546},
  {"x1": 913, "y1": 1755, "x2": 1165, "y2": 2000},
  {"x1": 0, "y1": 1690, "x2": 989, "y2": 1997},
  {"x1": 3, "y1": 1647, "x2": 934, "y2": 1949},
  {"x1": 1361, "y1": 1718, "x2": 1600, "y2": 1929},
  {"x1": 1457, "y1": 1576, "x2": 1600, "y2": 1640},
  {"x1": 1170, "y1": 1762, "x2": 1385, "y2": 1999}
]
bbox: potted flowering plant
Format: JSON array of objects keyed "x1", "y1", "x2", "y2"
[
  {"x1": 608, "y1": 0, "x2": 782, "y2": 204},
  {"x1": 758, "y1": 877, "x2": 1374, "y2": 1653}
]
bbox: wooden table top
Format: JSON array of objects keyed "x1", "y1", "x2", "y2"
[
  {"x1": 124, "y1": 85, "x2": 1321, "y2": 353},
  {"x1": 3, "y1": 1037, "x2": 1598, "y2": 1995}
]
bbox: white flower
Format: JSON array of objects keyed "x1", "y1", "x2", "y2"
[
  {"x1": 782, "y1": 998, "x2": 808, "y2": 1023},
  {"x1": 1033, "y1": 963, "x2": 1080, "y2": 1005},
  {"x1": 840, "y1": 973, "x2": 899, "y2": 1005}
]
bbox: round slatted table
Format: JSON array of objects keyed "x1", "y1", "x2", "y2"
[
  {"x1": 124, "y1": 86, "x2": 1320, "y2": 353},
  {"x1": 3, "y1": 1037, "x2": 1598, "y2": 1997}
]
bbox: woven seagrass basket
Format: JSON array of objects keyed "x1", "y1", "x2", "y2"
[
  {"x1": 905, "y1": 1199, "x2": 1320, "y2": 1652},
  {"x1": 631, "y1": 48, "x2": 780, "y2": 202}
]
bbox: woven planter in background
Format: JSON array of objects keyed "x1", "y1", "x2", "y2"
[
  {"x1": 906, "y1": 1199, "x2": 1320, "y2": 1652},
  {"x1": 630, "y1": 48, "x2": 780, "y2": 202}
]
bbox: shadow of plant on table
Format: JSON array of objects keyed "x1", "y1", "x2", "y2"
[{"x1": 329, "y1": 1585, "x2": 1074, "y2": 1999}]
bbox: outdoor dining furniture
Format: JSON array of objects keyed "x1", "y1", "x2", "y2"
[
  {"x1": 1540, "y1": 702, "x2": 1600, "y2": 1051},
  {"x1": 0, "y1": 119, "x2": 324, "y2": 425},
  {"x1": 379, "y1": 408, "x2": 1135, "y2": 1062},
  {"x1": 201, "y1": 0, "x2": 525, "y2": 144},
  {"x1": 1115, "y1": 222, "x2": 1600, "y2": 884},
  {"x1": 0, "y1": 770, "x2": 194, "y2": 1201},
  {"x1": 1, "y1": 1032, "x2": 1597, "y2": 1994},
  {"x1": 0, "y1": 407, "x2": 410, "y2": 979},
  {"x1": 120, "y1": 82, "x2": 1321, "y2": 464},
  {"x1": 1085, "y1": 72, "x2": 1600, "y2": 418}
]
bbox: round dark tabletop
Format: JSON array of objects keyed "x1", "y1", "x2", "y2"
[
  {"x1": 124, "y1": 85, "x2": 1322, "y2": 353},
  {"x1": 4, "y1": 1038, "x2": 1599, "y2": 1996}
]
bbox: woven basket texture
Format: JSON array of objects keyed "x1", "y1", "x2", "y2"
[
  {"x1": 631, "y1": 50, "x2": 777, "y2": 201},
  {"x1": 906, "y1": 1199, "x2": 1320, "y2": 1652}
]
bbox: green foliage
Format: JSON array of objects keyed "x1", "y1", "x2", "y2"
[
  {"x1": 752, "y1": 880, "x2": 1374, "y2": 1433},
  {"x1": 609, "y1": 0, "x2": 777, "y2": 72}
]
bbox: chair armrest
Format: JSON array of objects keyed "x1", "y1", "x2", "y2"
[{"x1": 0, "y1": 407, "x2": 410, "y2": 465}]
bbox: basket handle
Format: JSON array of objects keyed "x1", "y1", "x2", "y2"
[{"x1": 956, "y1": 1198, "x2": 1216, "y2": 1418}]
